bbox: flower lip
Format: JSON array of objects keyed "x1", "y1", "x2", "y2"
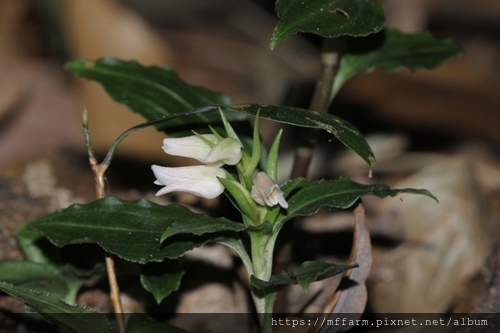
[
  {"x1": 151, "y1": 164, "x2": 226, "y2": 199},
  {"x1": 251, "y1": 171, "x2": 288, "y2": 209}
]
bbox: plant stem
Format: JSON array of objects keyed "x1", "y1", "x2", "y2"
[
  {"x1": 249, "y1": 230, "x2": 279, "y2": 333},
  {"x1": 262, "y1": 293, "x2": 278, "y2": 333},
  {"x1": 247, "y1": 208, "x2": 297, "y2": 331},
  {"x1": 276, "y1": 38, "x2": 343, "y2": 315},
  {"x1": 291, "y1": 38, "x2": 343, "y2": 178},
  {"x1": 83, "y1": 109, "x2": 126, "y2": 333},
  {"x1": 92, "y1": 163, "x2": 126, "y2": 333}
]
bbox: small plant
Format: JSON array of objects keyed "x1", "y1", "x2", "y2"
[{"x1": 0, "y1": 1, "x2": 461, "y2": 332}]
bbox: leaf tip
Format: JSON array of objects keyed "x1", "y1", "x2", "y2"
[
  {"x1": 269, "y1": 38, "x2": 279, "y2": 50},
  {"x1": 412, "y1": 189, "x2": 439, "y2": 203},
  {"x1": 270, "y1": 22, "x2": 286, "y2": 50},
  {"x1": 159, "y1": 231, "x2": 170, "y2": 243},
  {"x1": 427, "y1": 192, "x2": 439, "y2": 204}
]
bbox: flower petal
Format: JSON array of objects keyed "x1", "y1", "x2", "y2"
[
  {"x1": 204, "y1": 137, "x2": 242, "y2": 166},
  {"x1": 251, "y1": 186, "x2": 266, "y2": 206},
  {"x1": 251, "y1": 172, "x2": 288, "y2": 209},
  {"x1": 152, "y1": 164, "x2": 225, "y2": 199},
  {"x1": 161, "y1": 135, "x2": 218, "y2": 163},
  {"x1": 267, "y1": 184, "x2": 289, "y2": 209}
]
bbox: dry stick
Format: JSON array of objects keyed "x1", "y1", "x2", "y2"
[
  {"x1": 83, "y1": 109, "x2": 126, "y2": 333},
  {"x1": 79, "y1": 106, "x2": 218, "y2": 332}
]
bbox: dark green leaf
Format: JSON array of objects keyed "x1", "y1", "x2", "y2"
[
  {"x1": 32, "y1": 197, "x2": 244, "y2": 264},
  {"x1": 333, "y1": 28, "x2": 464, "y2": 96},
  {"x1": 126, "y1": 314, "x2": 190, "y2": 333},
  {"x1": 16, "y1": 225, "x2": 61, "y2": 266},
  {"x1": 251, "y1": 271, "x2": 294, "y2": 297},
  {"x1": 251, "y1": 261, "x2": 356, "y2": 297},
  {"x1": 271, "y1": 0, "x2": 385, "y2": 49},
  {"x1": 296, "y1": 261, "x2": 357, "y2": 291},
  {"x1": 226, "y1": 104, "x2": 375, "y2": 168},
  {"x1": 0, "y1": 261, "x2": 68, "y2": 298},
  {"x1": 0, "y1": 261, "x2": 102, "y2": 304},
  {"x1": 161, "y1": 211, "x2": 246, "y2": 242},
  {"x1": 272, "y1": 177, "x2": 437, "y2": 229},
  {"x1": 140, "y1": 261, "x2": 184, "y2": 304},
  {"x1": 0, "y1": 282, "x2": 113, "y2": 333},
  {"x1": 65, "y1": 57, "x2": 244, "y2": 133}
]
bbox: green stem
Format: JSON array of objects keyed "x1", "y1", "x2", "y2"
[
  {"x1": 277, "y1": 38, "x2": 344, "y2": 316},
  {"x1": 262, "y1": 293, "x2": 278, "y2": 333},
  {"x1": 249, "y1": 231, "x2": 277, "y2": 331},
  {"x1": 290, "y1": 38, "x2": 343, "y2": 178},
  {"x1": 101, "y1": 105, "x2": 218, "y2": 168},
  {"x1": 250, "y1": 232, "x2": 272, "y2": 281}
]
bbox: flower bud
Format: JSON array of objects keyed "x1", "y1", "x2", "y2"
[{"x1": 251, "y1": 172, "x2": 288, "y2": 209}]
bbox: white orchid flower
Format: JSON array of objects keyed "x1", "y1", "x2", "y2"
[
  {"x1": 162, "y1": 134, "x2": 217, "y2": 162},
  {"x1": 162, "y1": 134, "x2": 242, "y2": 166},
  {"x1": 251, "y1": 172, "x2": 288, "y2": 209},
  {"x1": 153, "y1": 133, "x2": 243, "y2": 199},
  {"x1": 151, "y1": 165, "x2": 226, "y2": 199}
]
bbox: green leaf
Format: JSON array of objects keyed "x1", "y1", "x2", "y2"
[
  {"x1": 250, "y1": 261, "x2": 356, "y2": 297},
  {"x1": 0, "y1": 282, "x2": 113, "y2": 333},
  {"x1": 65, "y1": 57, "x2": 244, "y2": 133},
  {"x1": 226, "y1": 104, "x2": 375, "y2": 168},
  {"x1": 332, "y1": 28, "x2": 464, "y2": 96},
  {"x1": 160, "y1": 210, "x2": 246, "y2": 242},
  {"x1": 266, "y1": 129, "x2": 283, "y2": 182},
  {"x1": 296, "y1": 261, "x2": 357, "y2": 291},
  {"x1": 0, "y1": 261, "x2": 103, "y2": 304},
  {"x1": 0, "y1": 261, "x2": 68, "y2": 297},
  {"x1": 271, "y1": 0, "x2": 385, "y2": 49},
  {"x1": 126, "y1": 314, "x2": 190, "y2": 333},
  {"x1": 250, "y1": 271, "x2": 294, "y2": 297},
  {"x1": 32, "y1": 197, "x2": 244, "y2": 264},
  {"x1": 273, "y1": 177, "x2": 437, "y2": 229},
  {"x1": 140, "y1": 261, "x2": 184, "y2": 304},
  {"x1": 16, "y1": 225, "x2": 61, "y2": 266}
]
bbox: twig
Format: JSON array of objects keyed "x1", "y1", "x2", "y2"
[{"x1": 82, "y1": 108, "x2": 126, "y2": 333}]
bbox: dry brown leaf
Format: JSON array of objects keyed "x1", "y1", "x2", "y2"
[
  {"x1": 309, "y1": 204, "x2": 372, "y2": 333},
  {"x1": 369, "y1": 157, "x2": 493, "y2": 313}
]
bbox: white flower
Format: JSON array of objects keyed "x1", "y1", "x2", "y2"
[
  {"x1": 162, "y1": 135, "x2": 242, "y2": 166},
  {"x1": 151, "y1": 165, "x2": 225, "y2": 199},
  {"x1": 153, "y1": 134, "x2": 243, "y2": 199},
  {"x1": 251, "y1": 172, "x2": 288, "y2": 209}
]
